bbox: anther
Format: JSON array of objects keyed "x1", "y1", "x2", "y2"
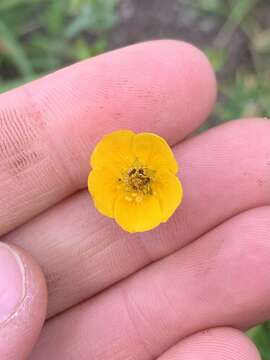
[{"x1": 128, "y1": 168, "x2": 136, "y2": 176}]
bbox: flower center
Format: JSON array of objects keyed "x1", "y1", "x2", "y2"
[{"x1": 118, "y1": 163, "x2": 155, "y2": 203}]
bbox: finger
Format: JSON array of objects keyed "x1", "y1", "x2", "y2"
[
  {"x1": 0, "y1": 40, "x2": 216, "y2": 235},
  {"x1": 5, "y1": 118, "x2": 270, "y2": 318},
  {"x1": 158, "y1": 328, "x2": 260, "y2": 360},
  {"x1": 30, "y1": 206, "x2": 270, "y2": 360},
  {"x1": 0, "y1": 243, "x2": 47, "y2": 359}
]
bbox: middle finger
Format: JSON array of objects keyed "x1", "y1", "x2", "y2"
[{"x1": 4, "y1": 118, "x2": 270, "y2": 318}]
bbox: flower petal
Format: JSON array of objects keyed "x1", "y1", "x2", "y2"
[
  {"x1": 88, "y1": 169, "x2": 120, "y2": 218},
  {"x1": 114, "y1": 194, "x2": 162, "y2": 233},
  {"x1": 132, "y1": 132, "x2": 178, "y2": 173},
  {"x1": 91, "y1": 130, "x2": 135, "y2": 171},
  {"x1": 153, "y1": 171, "x2": 183, "y2": 222}
]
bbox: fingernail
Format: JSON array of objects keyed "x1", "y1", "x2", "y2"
[{"x1": 0, "y1": 244, "x2": 25, "y2": 323}]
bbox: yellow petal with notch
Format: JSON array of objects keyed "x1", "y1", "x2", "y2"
[
  {"x1": 132, "y1": 132, "x2": 178, "y2": 173},
  {"x1": 91, "y1": 130, "x2": 135, "y2": 171}
]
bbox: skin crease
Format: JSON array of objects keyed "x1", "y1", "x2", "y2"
[{"x1": 0, "y1": 40, "x2": 268, "y2": 359}]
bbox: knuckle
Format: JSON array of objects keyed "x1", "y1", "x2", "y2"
[{"x1": 0, "y1": 88, "x2": 47, "y2": 177}]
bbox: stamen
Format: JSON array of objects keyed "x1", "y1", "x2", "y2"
[
  {"x1": 128, "y1": 168, "x2": 136, "y2": 176},
  {"x1": 122, "y1": 161, "x2": 155, "y2": 199}
]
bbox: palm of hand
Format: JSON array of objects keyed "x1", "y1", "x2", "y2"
[{"x1": 0, "y1": 41, "x2": 269, "y2": 360}]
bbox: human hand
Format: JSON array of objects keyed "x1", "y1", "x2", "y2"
[{"x1": 0, "y1": 40, "x2": 269, "y2": 359}]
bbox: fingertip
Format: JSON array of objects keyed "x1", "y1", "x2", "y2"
[
  {"x1": 0, "y1": 242, "x2": 47, "y2": 359},
  {"x1": 120, "y1": 39, "x2": 217, "y2": 142},
  {"x1": 167, "y1": 40, "x2": 217, "y2": 138},
  {"x1": 148, "y1": 39, "x2": 217, "y2": 129},
  {"x1": 159, "y1": 327, "x2": 261, "y2": 360}
]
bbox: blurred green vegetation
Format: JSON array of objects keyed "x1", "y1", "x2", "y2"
[
  {"x1": 187, "y1": 0, "x2": 270, "y2": 124},
  {"x1": 0, "y1": 0, "x2": 269, "y2": 357},
  {"x1": 248, "y1": 323, "x2": 270, "y2": 360},
  {"x1": 0, "y1": 0, "x2": 118, "y2": 91}
]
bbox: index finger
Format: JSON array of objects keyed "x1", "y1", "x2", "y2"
[{"x1": 0, "y1": 40, "x2": 216, "y2": 235}]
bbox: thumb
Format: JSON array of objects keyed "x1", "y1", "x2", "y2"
[{"x1": 0, "y1": 242, "x2": 47, "y2": 360}]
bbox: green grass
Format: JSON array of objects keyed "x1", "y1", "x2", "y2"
[
  {"x1": 189, "y1": 0, "x2": 270, "y2": 123},
  {"x1": 0, "y1": 0, "x2": 118, "y2": 90},
  {"x1": 0, "y1": 0, "x2": 269, "y2": 357}
]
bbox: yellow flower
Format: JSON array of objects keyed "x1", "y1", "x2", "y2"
[{"x1": 88, "y1": 130, "x2": 183, "y2": 233}]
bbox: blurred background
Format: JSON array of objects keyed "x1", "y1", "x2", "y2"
[{"x1": 0, "y1": 0, "x2": 269, "y2": 357}]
